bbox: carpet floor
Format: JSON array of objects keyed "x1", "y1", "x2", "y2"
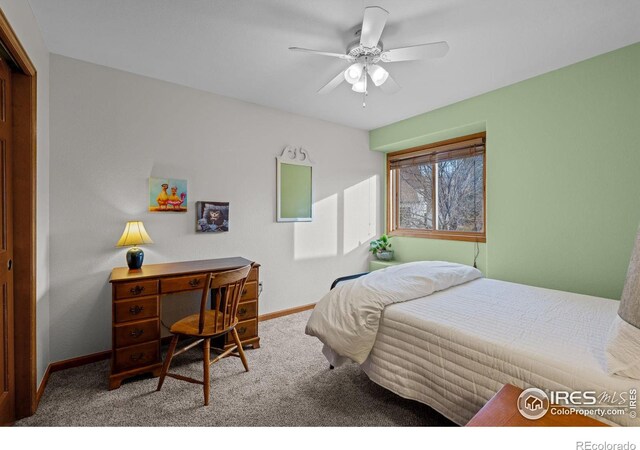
[{"x1": 17, "y1": 311, "x2": 454, "y2": 427}]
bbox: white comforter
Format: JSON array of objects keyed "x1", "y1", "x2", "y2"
[
  {"x1": 305, "y1": 261, "x2": 482, "y2": 364},
  {"x1": 361, "y1": 278, "x2": 640, "y2": 426}
]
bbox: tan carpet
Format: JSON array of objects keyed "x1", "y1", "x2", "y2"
[{"x1": 17, "y1": 311, "x2": 454, "y2": 427}]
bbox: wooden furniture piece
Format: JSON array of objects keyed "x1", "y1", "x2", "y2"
[
  {"x1": 157, "y1": 265, "x2": 251, "y2": 406},
  {"x1": 108, "y1": 257, "x2": 260, "y2": 390},
  {"x1": 466, "y1": 384, "x2": 608, "y2": 427}
]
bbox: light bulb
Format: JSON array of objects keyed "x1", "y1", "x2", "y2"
[
  {"x1": 367, "y1": 64, "x2": 389, "y2": 86},
  {"x1": 352, "y1": 72, "x2": 366, "y2": 93},
  {"x1": 344, "y1": 63, "x2": 364, "y2": 84}
]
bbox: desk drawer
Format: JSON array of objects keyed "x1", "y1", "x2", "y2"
[
  {"x1": 115, "y1": 280, "x2": 159, "y2": 300},
  {"x1": 247, "y1": 267, "x2": 259, "y2": 282},
  {"x1": 227, "y1": 318, "x2": 257, "y2": 345},
  {"x1": 236, "y1": 300, "x2": 257, "y2": 321},
  {"x1": 114, "y1": 341, "x2": 159, "y2": 372},
  {"x1": 114, "y1": 296, "x2": 159, "y2": 323},
  {"x1": 114, "y1": 318, "x2": 159, "y2": 348},
  {"x1": 240, "y1": 281, "x2": 258, "y2": 301},
  {"x1": 161, "y1": 274, "x2": 208, "y2": 294}
]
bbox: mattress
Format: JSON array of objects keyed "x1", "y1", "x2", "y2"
[{"x1": 356, "y1": 278, "x2": 639, "y2": 426}]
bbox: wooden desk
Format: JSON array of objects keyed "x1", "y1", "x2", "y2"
[
  {"x1": 466, "y1": 384, "x2": 608, "y2": 427},
  {"x1": 108, "y1": 257, "x2": 260, "y2": 390}
]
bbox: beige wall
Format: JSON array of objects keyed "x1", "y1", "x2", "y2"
[
  {"x1": 0, "y1": 1, "x2": 51, "y2": 383},
  {"x1": 49, "y1": 54, "x2": 383, "y2": 361}
]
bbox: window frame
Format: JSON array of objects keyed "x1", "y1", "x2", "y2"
[{"x1": 386, "y1": 132, "x2": 486, "y2": 243}]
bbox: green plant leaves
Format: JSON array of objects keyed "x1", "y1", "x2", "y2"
[{"x1": 369, "y1": 235, "x2": 392, "y2": 254}]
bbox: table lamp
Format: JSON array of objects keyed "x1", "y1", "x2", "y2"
[{"x1": 116, "y1": 221, "x2": 154, "y2": 270}]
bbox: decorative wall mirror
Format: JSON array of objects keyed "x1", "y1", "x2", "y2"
[{"x1": 277, "y1": 146, "x2": 313, "y2": 222}]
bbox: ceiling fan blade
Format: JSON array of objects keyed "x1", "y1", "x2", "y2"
[
  {"x1": 317, "y1": 71, "x2": 345, "y2": 94},
  {"x1": 379, "y1": 73, "x2": 401, "y2": 94},
  {"x1": 381, "y1": 41, "x2": 450, "y2": 62},
  {"x1": 360, "y1": 6, "x2": 388, "y2": 48},
  {"x1": 289, "y1": 47, "x2": 353, "y2": 60}
]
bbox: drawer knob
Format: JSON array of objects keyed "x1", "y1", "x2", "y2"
[
  {"x1": 238, "y1": 327, "x2": 247, "y2": 335},
  {"x1": 242, "y1": 289, "x2": 247, "y2": 296},
  {"x1": 129, "y1": 353, "x2": 145, "y2": 362},
  {"x1": 129, "y1": 305, "x2": 144, "y2": 315},
  {"x1": 129, "y1": 329, "x2": 144, "y2": 338},
  {"x1": 189, "y1": 278, "x2": 201, "y2": 287},
  {"x1": 238, "y1": 307, "x2": 247, "y2": 315},
  {"x1": 130, "y1": 285, "x2": 145, "y2": 295}
]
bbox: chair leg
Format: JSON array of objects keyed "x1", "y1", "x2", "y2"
[
  {"x1": 157, "y1": 334, "x2": 179, "y2": 391},
  {"x1": 232, "y1": 328, "x2": 249, "y2": 372},
  {"x1": 203, "y1": 338, "x2": 211, "y2": 406}
]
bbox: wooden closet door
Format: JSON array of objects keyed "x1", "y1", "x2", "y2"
[{"x1": 0, "y1": 57, "x2": 14, "y2": 426}]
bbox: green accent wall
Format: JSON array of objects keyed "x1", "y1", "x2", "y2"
[{"x1": 370, "y1": 42, "x2": 640, "y2": 300}]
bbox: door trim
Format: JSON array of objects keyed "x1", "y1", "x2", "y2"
[{"x1": 0, "y1": 8, "x2": 37, "y2": 420}]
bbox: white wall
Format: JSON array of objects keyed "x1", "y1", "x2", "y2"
[
  {"x1": 49, "y1": 54, "x2": 383, "y2": 361},
  {"x1": 0, "y1": 1, "x2": 50, "y2": 383}
]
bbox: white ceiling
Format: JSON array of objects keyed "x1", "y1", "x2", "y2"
[{"x1": 27, "y1": 0, "x2": 640, "y2": 130}]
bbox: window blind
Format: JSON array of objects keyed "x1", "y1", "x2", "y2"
[{"x1": 389, "y1": 137, "x2": 485, "y2": 170}]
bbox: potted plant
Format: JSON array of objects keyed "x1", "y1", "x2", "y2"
[{"x1": 369, "y1": 234, "x2": 394, "y2": 261}]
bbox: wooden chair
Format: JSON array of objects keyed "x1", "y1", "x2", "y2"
[{"x1": 156, "y1": 264, "x2": 252, "y2": 405}]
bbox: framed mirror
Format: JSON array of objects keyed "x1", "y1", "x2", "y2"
[{"x1": 277, "y1": 146, "x2": 313, "y2": 222}]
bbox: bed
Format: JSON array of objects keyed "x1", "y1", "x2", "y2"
[{"x1": 308, "y1": 264, "x2": 640, "y2": 427}]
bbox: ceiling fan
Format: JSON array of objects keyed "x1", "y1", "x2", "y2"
[{"x1": 289, "y1": 6, "x2": 449, "y2": 107}]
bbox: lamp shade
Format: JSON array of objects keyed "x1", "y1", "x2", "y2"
[
  {"x1": 351, "y1": 72, "x2": 367, "y2": 93},
  {"x1": 344, "y1": 63, "x2": 364, "y2": 84},
  {"x1": 367, "y1": 64, "x2": 389, "y2": 87},
  {"x1": 116, "y1": 221, "x2": 154, "y2": 247}
]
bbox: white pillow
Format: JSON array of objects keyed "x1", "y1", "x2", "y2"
[{"x1": 605, "y1": 226, "x2": 640, "y2": 379}]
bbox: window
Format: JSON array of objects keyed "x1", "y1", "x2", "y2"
[{"x1": 387, "y1": 133, "x2": 486, "y2": 242}]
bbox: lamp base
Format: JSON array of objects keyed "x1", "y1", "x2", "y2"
[{"x1": 126, "y1": 247, "x2": 144, "y2": 270}]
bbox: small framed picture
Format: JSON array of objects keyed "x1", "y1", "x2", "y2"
[
  {"x1": 149, "y1": 177, "x2": 188, "y2": 212},
  {"x1": 196, "y1": 201, "x2": 229, "y2": 233}
]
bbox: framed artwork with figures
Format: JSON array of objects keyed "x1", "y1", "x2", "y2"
[
  {"x1": 149, "y1": 177, "x2": 188, "y2": 212},
  {"x1": 196, "y1": 201, "x2": 229, "y2": 232}
]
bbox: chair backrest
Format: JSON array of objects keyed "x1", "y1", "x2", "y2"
[{"x1": 197, "y1": 264, "x2": 252, "y2": 335}]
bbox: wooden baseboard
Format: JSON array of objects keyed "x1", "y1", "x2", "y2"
[
  {"x1": 36, "y1": 350, "x2": 111, "y2": 408},
  {"x1": 35, "y1": 365, "x2": 51, "y2": 409},
  {"x1": 258, "y1": 303, "x2": 315, "y2": 322},
  {"x1": 48, "y1": 350, "x2": 112, "y2": 373}
]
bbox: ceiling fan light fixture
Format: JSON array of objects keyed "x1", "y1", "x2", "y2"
[
  {"x1": 289, "y1": 5, "x2": 449, "y2": 102},
  {"x1": 344, "y1": 63, "x2": 364, "y2": 84},
  {"x1": 351, "y1": 72, "x2": 367, "y2": 93},
  {"x1": 368, "y1": 64, "x2": 389, "y2": 86}
]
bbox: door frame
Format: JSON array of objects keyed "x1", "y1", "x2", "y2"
[{"x1": 0, "y1": 9, "x2": 38, "y2": 420}]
